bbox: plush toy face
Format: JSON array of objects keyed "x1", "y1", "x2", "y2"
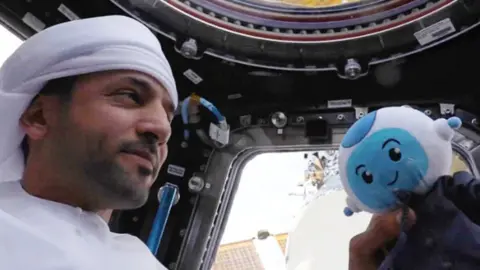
[
  {"x1": 339, "y1": 106, "x2": 462, "y2": 214},
  {"x1": 346, "y1": 128, "x2": 429, "y2": 211}
]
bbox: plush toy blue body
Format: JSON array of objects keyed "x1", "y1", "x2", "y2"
[{"x1": 339, "y1": 106, "x2": 462, "y2": 215}]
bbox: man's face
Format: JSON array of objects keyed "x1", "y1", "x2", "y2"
[{"x1": 47, "y1": 70, "x2": 174, "y2": 209}]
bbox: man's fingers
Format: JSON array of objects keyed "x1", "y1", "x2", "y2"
[{"x1": 350, "y1": 208, "x2": 416, "y2": 256}]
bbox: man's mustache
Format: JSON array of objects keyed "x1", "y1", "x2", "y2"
[{"x1": 119, "y1": 140, "x2": 159, "y2": 166}]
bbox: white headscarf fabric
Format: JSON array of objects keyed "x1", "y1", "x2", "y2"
[{"x1": 0, "y1": 15, "x2": 178, "y2": 182}]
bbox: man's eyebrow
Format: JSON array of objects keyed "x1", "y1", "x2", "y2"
[{"x1": 127, "y1": 77, "x2": 152, "y2": 93}]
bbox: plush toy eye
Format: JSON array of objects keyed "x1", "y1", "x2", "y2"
[
  {"x1": 361, "y1": 171, "x2": 373, "y2": 184},
  {"x1": 389, "y1": 148, "x2": 402, "y2": 161}
]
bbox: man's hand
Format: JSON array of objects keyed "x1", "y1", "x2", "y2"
[{"x1": 348, "y1": 208, "x2": 417, "y2": 270}]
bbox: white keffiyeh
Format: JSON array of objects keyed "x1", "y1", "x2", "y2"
[{"x1": 0, "y1": 15, "x2": 178, "y2": 182}]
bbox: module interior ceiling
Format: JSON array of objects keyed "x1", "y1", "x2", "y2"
[
  {"x1": 111, "y1": 0, "x2": 479, "y2": 70},
  {"x1": 233, "y1": 0, "x2": 362, "y2": 8}
]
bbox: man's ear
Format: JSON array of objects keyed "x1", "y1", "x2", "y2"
[{"x1": 19, "y1": 96, "x2": 58, "y2": 141}]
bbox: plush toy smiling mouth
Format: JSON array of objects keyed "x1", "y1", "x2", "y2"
[{"x1": 387, "y1": 171, "x2": 399, "y2": 186}]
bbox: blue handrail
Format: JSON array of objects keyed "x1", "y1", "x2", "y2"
[{"x1": 146, "y1": 183, "x2": 179, "y2": 255}]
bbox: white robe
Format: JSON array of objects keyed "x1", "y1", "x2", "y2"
[{"x1": 0, "y1": 180, "x2": 167, "y2": 270}]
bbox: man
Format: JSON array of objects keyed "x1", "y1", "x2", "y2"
[{"x1": 0, "y1": 15, "x2": 177, "y2": 269}]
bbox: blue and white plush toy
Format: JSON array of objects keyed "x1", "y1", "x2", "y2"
[{"x1": 339, "y1": 106, "x2": 462, "y2": 216}]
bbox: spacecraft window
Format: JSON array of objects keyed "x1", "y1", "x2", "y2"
[
  {"x1": 451, "y1": 151, "x2": 471, "y2": 174},
  {"x1": 211, "y1": 148, "x2": 473, "y2": 270}
]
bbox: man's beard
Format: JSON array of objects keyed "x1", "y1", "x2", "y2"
[
  {"x1": 81, "y1": 155, "x2": 151, "y2": 210},
  {"x1": 54, "y1": 134, "x2": 154, "y2": 210}
]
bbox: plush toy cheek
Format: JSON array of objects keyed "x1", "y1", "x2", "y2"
[{"x1": 341, "y1": 110, "x2": 377, "y2": 148}]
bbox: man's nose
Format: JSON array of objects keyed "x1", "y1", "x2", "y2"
[{"x1": 136, "y1": 109, "x2": 171, "y2": 145}]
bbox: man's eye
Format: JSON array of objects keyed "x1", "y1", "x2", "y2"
[
  {"x1": 168, "y1": 114, "x2": 174, "y2": 122},
  {"x1": 115, "y1": 90, "x2": 141, "y2": 104}
]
